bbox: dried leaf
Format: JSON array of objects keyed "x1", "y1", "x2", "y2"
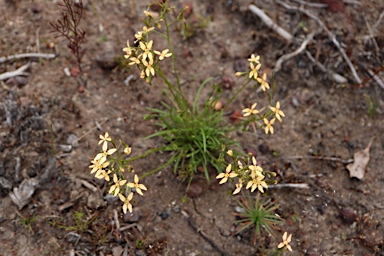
[
  {"x1": 346, "y1": 138, "x2": 374, "y2": 180},
  {"x1": 9, "y1": 178, "x2": 39, "y2": 210}
]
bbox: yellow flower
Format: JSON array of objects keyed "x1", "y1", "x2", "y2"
[
  {"x1": 127, "y1": 174, "x2": 147, "y2": 195},
  {"x1": 264, "y1": 118, "x2": 275, "y2": 134},
  {"x1": 142, "y1": 26, "x2": 155, "y2": 34},
  {"x1": 118, "y1": 192, "x2": 134, "y2": 214},
  {"x1": 237, "y1": 160, "x2": 244, "y2": 170},
  {"x1": 226, "y1": 149, "x2": 233, "y2": 157},
  {"x1": 256, "y1": 73, "x2": 270, "y2": 91},
  {"x1": 235, "y1": 72, "x2": 244, "y2": 77},
  {"x1": 242, "y1": 103, "x2": 259, "y2": 117},
  {"x1": 98, "y1": 132, "x2": 111, "y2": 152},
  {"x1": 144, "y1": 10, "x2": 151, "y2": 17},
  {"x1": 144, "y1": 10, "x2": 159, "y2": 18},
  {"x1": 95, "y1": 169, "x2": 112, "y2": 181},
  {"x1": 139, "y1": 40, "x2": 154, "y2": 61},
  {"x1": 246, "y1": 171, "x2": 268, "y2": 193},
  {"x1": 124, "y1": 146, "x2": 132, "y2": 155},
  {"x1": 94, "y1": 148, "x2": 117, "y2": 165},
  {"x1": 270, "y1": 101, "x2": 285, "y2": 122},
  {"x1": 129, "y1": 56, "x2": 141, "y2": 66},
  {"x1": 140, "y1": 70, "x2": 145, "y2": 79},
  {"x1": 134, "y1": 31, "x2": 143, "y2": 42},
  {"x1": 154, "y1": 49, "x2": 172, "y2": 60},
  {"x1": 122, "y1": 40, "x2": 132, "y2": 59},
  {"x1": 89, "y1": 159, "x2": 109, "y2": 174},
  {"x1": 109, "y1": 174, "x2": 127, "y2": 196},
  {"x1": 142, "y1": 58, "x2": 155, "y2": 77},
  {"x1": 278, "y1": 232, "x2": 293, "y2": 251},
  {"x1": 216, "y1": 164, "x2": 237, "y2": 184},
  {"x1": 249, "y1": 62, "x2": 261, "y2": 80},
  {"x1": 248, "y1": 54, "x2": 260, "y2": 64},
  {"x1": 249, "y1": 156, "x2": 263, "y2": 177},
  {"x1": 233, "y1": 179, "x2": 243, "y2": 195}
]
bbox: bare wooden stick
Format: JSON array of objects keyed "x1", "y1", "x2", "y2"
[
  {"x1": 268, "y1": 183, "x2": 309, "y2": 189},
  {"x1": 291, "y1": 0, "x2": 327, "y2": 8},
  {"x1": 114, "y1": 209, "x2": 120, "y2": 230},
  {"x1": 281, "y1": 155, "x2": 353, "y2": 164},
  {"x1": 274, "y1": 31, "x2": 316, "y2": 73},
  {"x1": 0, "y1": 53, "x2": 56, "y2": 63},
  {"x1": 306, "y1": 51, "x2": 348, "y2": 83},
  {"x1": 248, "y1": 4, "x2": 294, "y2": 43},
  {"x1": 367, "y1": 69, "x2": 384, "y2": 90},
  {"x1": 0, "y1": 62, "x2": 31, "y2": 81},
  {"x1": 277, "y1": 0, "x2": 362, "y2": 84},
  {"x1": 343, "y1": 0, "x2": 361, "y2": 5},
  {"x1": 373, "y1": 10, "x2": 384, "y2": 33}
]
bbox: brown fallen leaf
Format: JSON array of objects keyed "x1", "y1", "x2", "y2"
[{"x1": 346, "y1": 137, "x2": 374, "y2": 180}]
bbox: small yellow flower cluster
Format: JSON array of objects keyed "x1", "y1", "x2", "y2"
[
  {"x1": 237, "y1": 54, "x2": 285, "y2": 134},
  {"x1": 236, "y1": 54, "x2": 270, "y2": 91},
  {"x1": 122, "y1": 23, "x2": 172, "y2": 83},
  {"x1": 89, "y1": 132, "x2": 147, "y2": 214},
  {"x1": 216, "y1": 151, "x2": 275, "y2": 195}
]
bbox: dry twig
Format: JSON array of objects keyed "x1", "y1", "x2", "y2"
[
  {"x1": 274, "y1": 31, "x2": 316, "y2": 73},
  {"x1": 0, "y1": 62, "x2": 31, "y2": 81},
  {"x1": 277, "y1": 0, "x2": 362, "y2": 84},
  {"x1": 281, "y1": 155, "x2": 353, "y2": 164},
  {"x1": 248, "y1": 4, "x2": 294, "y2": 43},
  {"x1": 268, "y1": 183, "x2": 309, "y2": 189},
  {"x1": 373, "y1": 10, "x2": 384, "y2": 33},
  {"x1": 0, "y1": 53, "x2": 56, "y2": 63},
  {"x1": 367, "y1": 69, "x2": 384, "y2": 89},
  {"x1": 291, "y1": 0, "x2": 327, "y2": 8},
  {"x1": 306, "y1": 51, "x2": 348, "y2": 83}
]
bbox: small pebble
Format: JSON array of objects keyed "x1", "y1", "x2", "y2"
[
  {"x1": 221, "y1": 75, "x2": 234, "y2": 89},
  {"x1": 258, "y1": 143, "x2": 270, "y2": 155},
  {"x1": 59, "y1": 144, "x2": 72, "y2": 153},
  {"x1": 187, "y1": 181, "x2": 204, "y2": 198},
  {"x1": 123, "y1": 208, "x2": 141, "y2": 223},
  {"x1": 339, "y1": 207, "x2": 358, "y2": 224},
  {"x1": 67, "y1": 134, "x2": 79, "y2": 148}
]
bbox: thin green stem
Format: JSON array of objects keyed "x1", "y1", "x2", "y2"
[
  {"x1": 125, "y1": 147, "x2": 164, "y2": 163},
  {"x1": 163, "y1": 14, "x2": 181, "y2": 89},
  {"x1": 226, "y1": 78, "x2": 252, "y2": 107}
]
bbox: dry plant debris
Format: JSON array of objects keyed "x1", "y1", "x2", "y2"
[{"x1": 346, "y1": 137, "x2": 374, "y2": 180}]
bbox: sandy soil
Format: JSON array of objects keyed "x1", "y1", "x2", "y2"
[{"x1": 0, "y1": 0, "x2": 383, "y2": 255}]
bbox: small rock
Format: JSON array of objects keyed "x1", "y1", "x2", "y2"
[
  {"x1": 112, "y1": 245, "x2": 124, "y2": 256},
  {"x1": 123, "y1": 207, "x2": 141, "y2": 223},
  {"x1": 135, "y1": 250, "x2": 147, "y2": 256},
  {"x1": 339, "y1": 207, "x2": 358, "y2": 224},
  {"x1": 172, "y1": 204, "x2": 180, "y2": 213},
  {"x1": 187, "y1": 181, "x2": 204, "y2": 198},
  {"x1": 221, "y1": 75, "x2": 234, "y2": 89},
  {"x1": 95, "y1": 42, "x2": 118, "y2": 70},
  {"x1": 67, "y1": 134, "x2": 79, "y2": 148},
  {"x1": 160, "y1": 211, "x2": 169, "y2": 220},
  {"x1": 59, "y1": 144, "x2": 72, "y2": 153},
  {"x1": 258, "y1": 143, "x2": 270, "y2": 155},
  {"x1": 6, "y1": 76, "x2": 29, "y2": 87},
  {"x1": 87, "y1": 192, "x2": 105, "y2": 209}
]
